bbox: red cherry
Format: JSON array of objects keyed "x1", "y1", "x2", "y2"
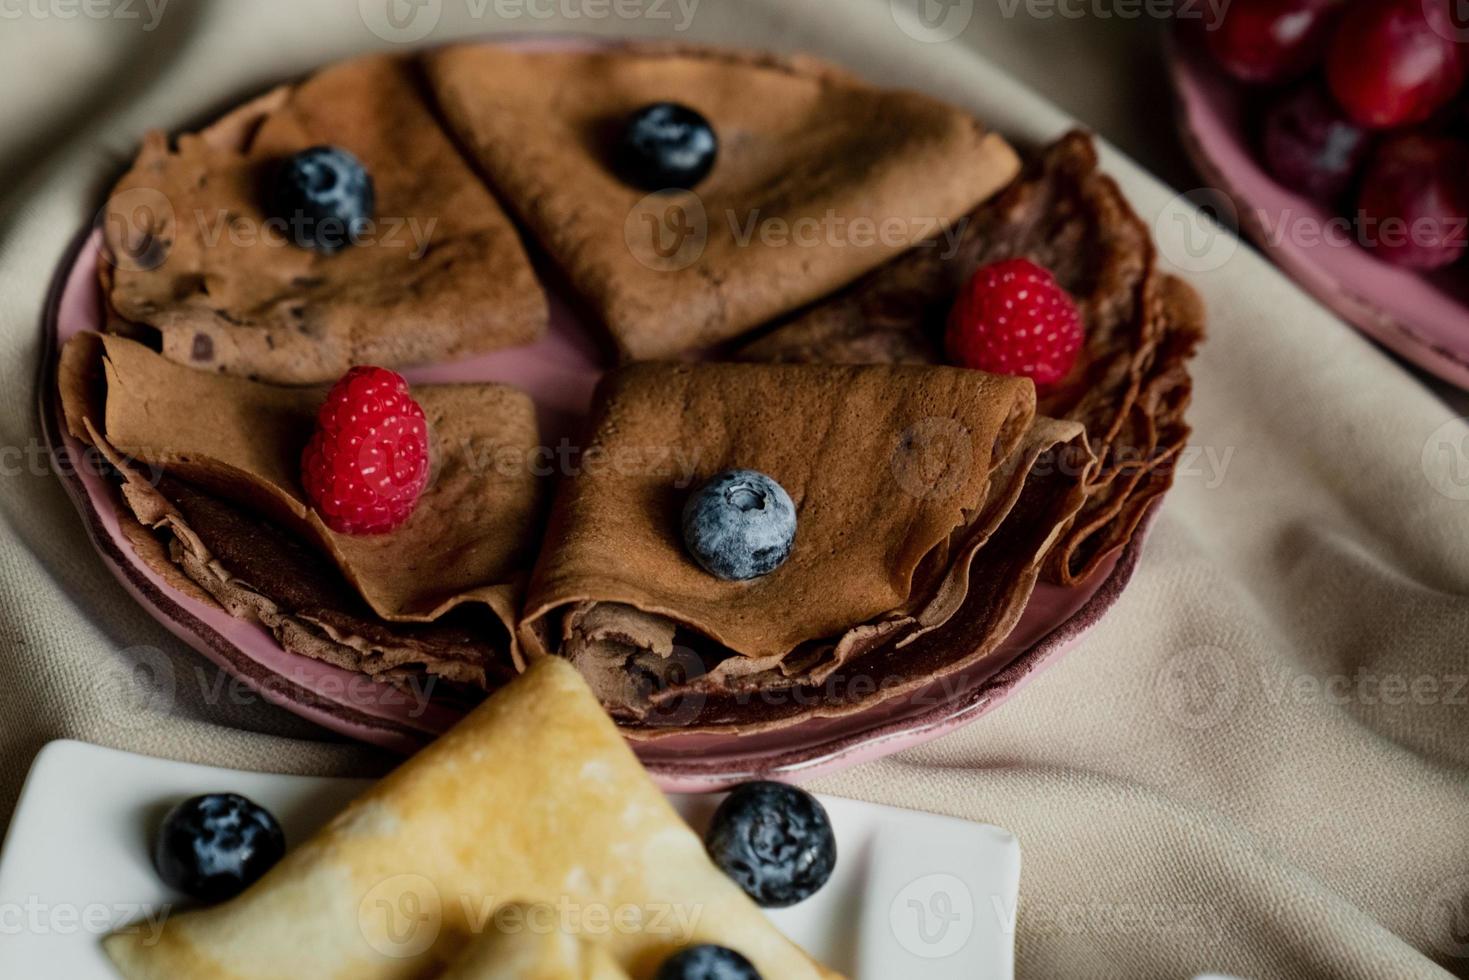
[
  {"x1": 1357, "y1": 134, "x2": 1469, "y2": 270},
  {"x1": 1326, "y1": 0, "x2": 1466, "y2": 129},
  {"x1": 1262, "y1": 81, "x2": 1373, "y2": 202},
  {"x1": 1204, "y1": 0, "x2": 1343, "y2": 85}
]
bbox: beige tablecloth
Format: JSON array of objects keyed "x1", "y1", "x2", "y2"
[{"x1": 2, "y1": 2, "x2": 1467, "y2": 978}]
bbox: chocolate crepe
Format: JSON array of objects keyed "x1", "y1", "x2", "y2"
[
  {"x1": 521, "y1": 362, "x2": 1093, "y2": 736},
  {"x1": 423, "y1": 42, "x2": 1020, "y2": 361},
  {"x1": 58, "y1": 332, "x2": 542, "y2": 684},
  {"x1": 104, "y1": 658, "x2": 843, "y2": 980},
  {"x1": 738, "y1": 132, "x2": 1205, "y2": 585},
  {"x1": 100, "y1": 53, "x2": 546, "y2": 383}
]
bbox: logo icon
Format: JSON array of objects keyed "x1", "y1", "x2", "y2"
[
  {"x1": 358, "y1": 874, "x2": 442, "y2": 959},
  {"x1": 1155, "y1": 187, "x2": 1240, "y2": 275},
  {"x1": 890, "y1": 873, "x2": 975, "y2": 959},
  {"x1": 359, "y1": 0, "x2": 442, "y2": 43},
  {"x1": 1154, "y1": 645, "x2": 1242, "y2": 730},
  {"x1": 890, "y1": 418, "x2": 975, "y2": 501},
  {"x1": 1422, "y1": 875, "x2": 1469, "y2": 958},
  {"x1": 92, "y1": 646, "x2": 177, "y2": 733},
  {"x1": 890, "y1": 0, "x2": 974, "y2": 43},
  {"x1": 1422, "y1": 418, "x2": 1469, "y2": 501},
  {"x1": 623, "y1": 191, "x2": 708, "y2": 272},
  {"x1": 637, "y1": 645, "x2": 710, "y2": 729},
  {"x1": 1424, "y1": 0, "x2": 1469, "y2": 43},
  {"x1": 96, "y1": 187, "x2": 175, "y2": 272}
]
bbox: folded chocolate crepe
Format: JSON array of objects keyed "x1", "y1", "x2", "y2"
[
  {"x1": 100, "y1": 53, "x2": 546, "y2": 384},
  {"x1": 58, "y1": 332, "x2": 541, "y2": 688},
  {"x1": 438, "y1": 905, "x2": 629, "y2": 980},
  {"x1": 739, "y1": 132, "x2": 1205, "y2": 585},
  {"x1": 423, "y1": 42, "x2": 1021, "y2": 361},
  {"x1": 521, "y1": 362, "x2": 1094, "y2": 736},
  {"x1": 103, "y1": 658, "x2": 843, "y2": 980}
]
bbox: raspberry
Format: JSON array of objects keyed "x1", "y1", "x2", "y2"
[
  {"x1": 300, "y1": 366, "x2": 430, "y2": 535},
  {"x1": 944, "y1": 258, "x2": 1084, "y2": 387}
]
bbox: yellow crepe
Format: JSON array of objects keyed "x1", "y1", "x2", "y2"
[
  {"x1": 437, "y1": 905, "x2": 629, "y2": 980},
  {"x1": 103, "y1": 658, "x2": 841, "y2": 980}
]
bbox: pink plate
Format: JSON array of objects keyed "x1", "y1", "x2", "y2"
[
  {"x1": 1167, "y1": 31, "x2": 1469, "y2": 389},
  {"x1": 40, "y1": 47, "x2": 1148, "y2": 789}
]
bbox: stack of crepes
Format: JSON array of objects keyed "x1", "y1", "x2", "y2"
[
  {"x1": 65, "y1": 41, "x2": 1201, "y2": 737},
  {"x1": 520, "y1": 361, "x2": 1095, "y2": 735},
  {"x1": 739, "y1": 132, "x2": 1206, "y2": 587},
  {"x1": 58, "y1": 332, "x2": 543, "y2": 697}
]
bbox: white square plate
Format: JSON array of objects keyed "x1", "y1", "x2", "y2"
[{"x1": 0, "y1": 741, "x2": 1020, "y2": 979}]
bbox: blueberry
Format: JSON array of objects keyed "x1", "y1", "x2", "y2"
[
  {"x1": 270, "y1": 146, "x2": 375, "y2": 253},
  {"x1": 704, "y1": 782, "x2": 836, "y2": 908},
  {"x1": 656, "y1": 945, "x2": 762, "y2": 980},
  {"x1": 153, "y1": 793, "x2": 286, "y2": 903},
  {"x1": 616, "y1": 102, "x2": 718, "y2": 191},
  {"x1": 682, "y1": 470, "x2": 796, "y2": 582}
]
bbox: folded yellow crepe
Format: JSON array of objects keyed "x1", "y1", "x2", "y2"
[
  {"x1": 437, "y1": 905, "x2": 629, "y2": 980},
  {"x1": 103, "y1": 658, "x2": 841, "y2": 980}
]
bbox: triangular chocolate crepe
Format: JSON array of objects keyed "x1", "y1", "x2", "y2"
[
  {"x1": 423, "y1": 42, "x2": 1020, "y2": 360},
  {"x1": 101, "y1": 53, "x2": 546, "y2": 384},
  {"x1": 739, "y1": 132, "x2": 1205, "y2": 585},
  {"x1": 521, "y1": 362, "x2": 1093, "y2": 735},
  {"x1": 103, "y1": 658, "x2": 843, "y2": 979},
  {"x1": 58, "y1": 332, "x2": 542, "y2": 685}
]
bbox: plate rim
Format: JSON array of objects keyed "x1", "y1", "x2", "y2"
[
  {"x1": 39, "y1": 222, "x2": 1152, "y2": 788},
  {"x1": 39, "y1": 43, "x2": 1156, "y2": 787}
]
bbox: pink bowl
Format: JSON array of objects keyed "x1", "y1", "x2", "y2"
[
  {"x1": 1167, "y1": 31, "x2": 1469, "y2": 389},
  {"x1": 39, "y1": 41, "x2": 1150, "y2": 789}
]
